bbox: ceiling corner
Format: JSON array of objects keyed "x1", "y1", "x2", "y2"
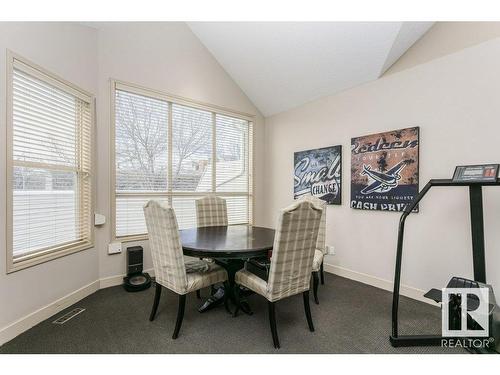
[{"x1": 379, "y1": 22, "x2": 435, "y2": 77}]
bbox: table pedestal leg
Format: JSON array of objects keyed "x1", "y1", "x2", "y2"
[
  {"x1": 225, "y1": 260, "x2": 253, "y2": 315},
  {"x1": 197, "y1": 259, "x2": 253, "y2": 315}
]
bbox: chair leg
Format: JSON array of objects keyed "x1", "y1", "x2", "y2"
[
  {"x1": 303, "y1": 291, "x2": 315, "y2": 332},
  {"x1": 268, "y1": 301, "x2": 280, "y2": 349},
  {"x1": 172, "y1": 294, "x2": 186, "y2": 339},
  {"x1": 233, "y1": 285, "x2": 241, "y2": 317},
  {"x1": 312, "y1": 272, "x2": 320, "y2": 305},
  {"x1": 149, "y1": 283, "x2": 162, "y2": 321},
  {"x1": 196, "y1": 290, "x2": 201, "y2": 299},
  {"x1": 223, "y1": 282, "x2": 232, "y2": 314},
  {"x1": 320, "y1": 262, "x2": 325, "y2": 285}
]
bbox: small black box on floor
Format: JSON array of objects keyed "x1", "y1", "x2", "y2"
[
  {"x1": 127, "y1": 246, "x2": 144, "y2": 275},
  {"x1": 123, "y1": 246, "x2": 151, "y2": 292}
]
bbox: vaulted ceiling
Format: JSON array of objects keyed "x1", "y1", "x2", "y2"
[{"x1": 188, "y1": 22, "x2": 434, "y2": 116}]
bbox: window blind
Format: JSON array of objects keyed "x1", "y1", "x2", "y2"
[
  {"x1": 172, "y1": 104, "x2": 212, "y2": 192},
  {"x1": 114, "y1": 84, "x2": 253, "y2": 239},
  {"x1": 10, "y1": 61, "x2": 93, "y2": 263},
  {"x1": 115, "y1": 90, "x2": 168, "y2": 193},
  {"x1": 215, "y1": 114, "x2": 249, "y2": 193}
]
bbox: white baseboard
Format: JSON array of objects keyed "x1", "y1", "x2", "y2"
[
  {"x1": 323, "y1": 263, "x2": 438, "y2": 306},
  {"x1": 0, "y1": 268, "x2": 155, "y2": 347},
  {"x1": 0, "y1": 280, "x2": 99, "y2": 346}
]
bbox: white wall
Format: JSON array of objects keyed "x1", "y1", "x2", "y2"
[
  {"x1": 264, "y1": 37, "x2": 500, "y2": 295},
  {"x1": 0, "y1": 23, "x2": 99, "y2": 329},
  {"x1": 95, "y1": 22, "x2": 265, "y2": 279}
]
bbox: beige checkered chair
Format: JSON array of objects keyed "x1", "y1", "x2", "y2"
[
  {"x1": 234, "y1": 200, "x2": 322, "y2": 348},
  {"x1": 195, "y1": 195, "x2": 228, "y2": 298},
  {"x1": 299, "y1": 195, "x2": 327, "y2": 304},
  {"x1": 195, "y1": 195, "x2": 228, "y2": 227},
  {"x1": 144, "y1": 200, "x2": 228, "y2": 339}
]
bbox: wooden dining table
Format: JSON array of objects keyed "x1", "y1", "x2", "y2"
[{"x1": 179, "y1": 225, "x2": 275, "y2": 314}]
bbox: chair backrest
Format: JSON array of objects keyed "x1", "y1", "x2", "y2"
[
  {"x1": 195, "y1": 195, "x2": 228, "y2": 227},
  {"x1": 299, "y1": 194, "x2": 327, "y2": 254},
  {"x1": 143, "y1": 200, "x2": 188, "y2": 294},
  {"x1": 267, "y1": 200, "x2": 322, "y2": 301}
]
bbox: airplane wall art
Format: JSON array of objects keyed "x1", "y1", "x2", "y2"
[{"x1": 350, "y1": 127, "x2": 419, "y2": 212}]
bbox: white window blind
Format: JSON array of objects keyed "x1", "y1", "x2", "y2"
[
  {"x1": 215, "y1": 114, "x2": 249, "y2": 193},
  {"x1": 172, "y1": 103, "x2": 212, "y2": 192},
  {"x1": 114, "y1": 83, "x2": 253, "y2": 239},
  {"x1": 115, "y1": 90, "x2": 168, "y2": 193},
  {"x1": 8, "y1": 57, "x2": 93, "y2": 269}
]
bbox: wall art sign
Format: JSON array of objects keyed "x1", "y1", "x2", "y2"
[
  {"x1": 351, "y1": 127, "x2": 419, "y2": 212},
  {"x1": 294, "y1": 145, "x2": 342, "y2": 205}
]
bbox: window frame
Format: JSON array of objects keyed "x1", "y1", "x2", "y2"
[
  {"x1": 5, "y1": 50, "x2": 95, "y2": 274},
  {"x1": 110, "y1": 79, "x2": 254, "y2": 242}
]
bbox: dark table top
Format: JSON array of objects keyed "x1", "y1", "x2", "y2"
[{"x1": 180, "y1": 225, "x2": 275, "y2": 259}]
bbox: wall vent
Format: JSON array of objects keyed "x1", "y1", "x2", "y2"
[{"x1": 52, "y1": 308, "x2": 85, "y2": 325}]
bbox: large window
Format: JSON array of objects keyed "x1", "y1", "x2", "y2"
[
  {"x1": 6, "y1": 52, "x2": 94, "y2": 272},
  {"x1": 112, "y1": 81, "x2": 253, "y2": 240}
]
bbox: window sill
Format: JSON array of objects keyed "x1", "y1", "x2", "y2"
[
  {"x1": 115, "y1": 234, "x2": 148, "y2": 243},
  {"x1": 6, "y1": 241, "x2": 94, "y2": 274}
]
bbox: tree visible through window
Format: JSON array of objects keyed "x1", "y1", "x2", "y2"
[{"x1": 114, "y1": 84, "x2": 252, "y2": 238}]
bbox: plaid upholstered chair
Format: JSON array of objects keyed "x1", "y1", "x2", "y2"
[
  {"x1": 195, "y1": 195, "x2": 228, "y2": 227},
  {"x1": 194, "y1": 195, "x2": 228, "y2": 297},
  {"x1": 144, "y1": 200, "x2": 229, "y2": 339},
  {"x1": 246, "y1": 195, "x2": 328, "y2": 305},
  {"x1": 234, "y1": 200, "x2": 322, "y2": 348},
  {"x1": 299, "y1": 195, "x2": 327, "y2": 304}
]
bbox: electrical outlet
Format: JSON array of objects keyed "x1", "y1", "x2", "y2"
[
  {"x1": 327, "y1": 245, "x2": 335, "y2": 255},
  {"x1": 108, "y1": 242, "x2": 122, "y2": 255},
  {"x1": 94, "y1": 213, "x2": 106, "y2": 226}
]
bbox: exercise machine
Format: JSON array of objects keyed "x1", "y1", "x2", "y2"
[{"x1": 390, "y1": 166, "x2": 500, "y2": 353}]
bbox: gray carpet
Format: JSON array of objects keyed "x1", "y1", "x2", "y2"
[{"x1": 0, "y1": 274, "x2": 465, "y2": 353}]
